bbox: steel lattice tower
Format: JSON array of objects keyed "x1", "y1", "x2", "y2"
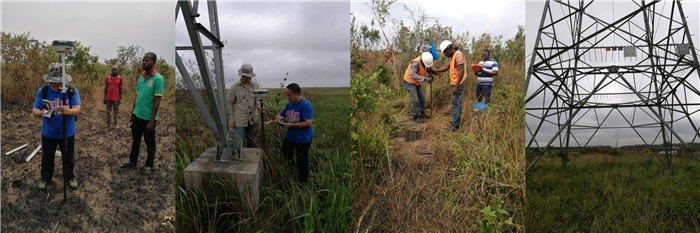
[{"x1": 525, "y1": 0, "x2": 700, "y2": 173}]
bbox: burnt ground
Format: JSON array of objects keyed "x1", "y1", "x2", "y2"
[{"x1": 1, "y1": 100, "x2": 175, "y2": 232}]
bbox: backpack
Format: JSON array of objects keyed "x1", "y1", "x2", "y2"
[{"x1": 41, "y1": 83, "x2": 77, "y2": 121}]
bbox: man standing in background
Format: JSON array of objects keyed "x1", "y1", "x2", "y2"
[
  {"x1": 104, "y1": 66, "x2": 123, "y2": 128},
  {"x1": 476, "y1": 49, "x2": 498, "y2": 104},
  {"x1": 121, "y1": 52, "x2": 164, "y2": 174}
]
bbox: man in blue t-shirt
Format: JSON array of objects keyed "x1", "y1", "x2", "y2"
[
  {"x1": 264, "y1": 83, "x2": 313, "y2": 183},
  {"x1": 31, "y1": 63, "x2": 82, "y2": 191}
]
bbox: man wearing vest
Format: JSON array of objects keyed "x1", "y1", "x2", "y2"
[
  {"x1": 264, "y1": 83, "x2": 313, "y2": 183},
  {"x1": 402, "y1": 52, "x2": 434, "y2": 123},
  {"x1": 433, "y1": 40, "x2": 467, "y2": 131},
  {"x1": 226, "y1": 64, "x2": 263, "y2": 147},
  {"x1": 31, "y1": 63, "x2": 82, "y2": 190},
  {"x1": 104, "y1": 66, "x2": 123, "y2": 128},
  {"x1": 120, "y1": 52, "x2": 164, "y2": 174},
  {"x1": 476, "y1": 49, "x2": 498, "y2": 103}
]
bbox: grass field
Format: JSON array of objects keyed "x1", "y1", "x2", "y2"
[
  {"x1": 351, "y1": 60, "x2": 526, "y2": 232},
  {"x1": 175, "y1": 87, "x2": 350, "y2": 232},
  {"x1": 527, "y1": 151, "x2": 700, "y2": 232}
]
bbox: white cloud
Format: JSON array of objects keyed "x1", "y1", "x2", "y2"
[
  {"x1": 176, "y1": 1, "x2": 350, "y2": 88},
  {"x1": 2, "y1": 2, "x2": 175, "y2": 65}
]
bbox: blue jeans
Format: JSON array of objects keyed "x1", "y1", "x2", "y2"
[
  {"x1": 476, "y1": 83, "x2": 492, "y2": 103},
  {"x1": 235, "y1": 125, "x2": 257, "y2": 147},
  {"x1": 451, "y1": 82, "x2": 466, "y2": 128},
  {"x1": 403, "y1": 80, "x2": 426, "y2": 120}
]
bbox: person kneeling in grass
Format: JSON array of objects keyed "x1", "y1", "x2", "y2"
[{"x1": 264, "y1": 83, "x2": 313, "y2": 183}]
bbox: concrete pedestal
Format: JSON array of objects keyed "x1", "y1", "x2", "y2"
[{"x1": 184, "y1": 147, "x2": 263, "y2": 210}]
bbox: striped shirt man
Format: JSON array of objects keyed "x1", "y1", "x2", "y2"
[{"x1": 477, "y1": 57, "x2": 498, "y2": 85}]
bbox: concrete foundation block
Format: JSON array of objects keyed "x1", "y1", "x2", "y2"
[{"x1": 184, "y1": 147, "x2": 263, "y2": 210}]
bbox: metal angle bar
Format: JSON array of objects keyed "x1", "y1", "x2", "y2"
[
  {"x1": 207, "y1": 0, "x2": 228, "y2": 139},
  {"x1": 25, "y1": 145, "x2": 41, "y2": 162},
  {"x1": 527, "y1": 73, "x2": 612, "y2": 173},
  {"x1": 618, "y1": 71, "x2": 700, "y2": 162},
  {"x1": 668, "y1": 89, "x2": 700, "y2": 144},
  {"x1": 176, "y1": 53, "x2": 219, "y2": 137},
  {"x1": 533, "y1": 1, "x2": 658, "y2": 68},
  {"x1": 617, "y1": 108, "x2": 651, "y2": 145},
  {"x1": 195, "y1": 23, "x2": 224, "y2": 48},
  {"x1": 533, "y1": 43, "x2": 689, "y2": 50},
  {"x1": 570, "y1": 125, "x2": 661, "y2": 129},
  {"x1": 176, "y1": 46, "x2": 217, "y2": 51},
  {"x1": 658, "y1": 68, "x2": 700, "y2": 104},
  {"x1": 677, "y1": 1, "x2": 700, "y2": 88},
  {"x1": 526, "y1": 0, "x2": 551, "y2": 94},
  {"x1": 6, "y1": 144, "x2": 27, "y2": 155},
  {"x1": 527, "y1": 75, "x2": 573, "y2": 148},
  {"x1": 581, "y1": 108, "x2": 615, "y2": 148},
  {"x1": 178, "y1": 0, "x2": 228, "y2": 153},
  {"x1": 540, "y1": 64, "x2": 692, "y2": 71}
]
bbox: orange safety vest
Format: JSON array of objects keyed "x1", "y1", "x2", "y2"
[
  {"x1": 449, "y1": 50, "x2": 467, "y2": 85},
  {"x1": 403, "y1": 56, "x2": 427, "y2": 85}
]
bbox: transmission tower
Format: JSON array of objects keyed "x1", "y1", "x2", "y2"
[
  {"x1": 176, "y1": 0, "x2": 243, "y2": 162},
  {"x1": 525, "y1": 0, "x2": 700, "y2": 173}
]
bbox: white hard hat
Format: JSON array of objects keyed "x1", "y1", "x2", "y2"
[
  {"x1": 439, "y1": 40, "x2": 453, "y2": 53},
  {"x1": 421, "y1": 52, "x2": 433, "y2": 68}
]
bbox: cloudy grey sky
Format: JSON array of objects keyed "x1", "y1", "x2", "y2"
[
  {"x1": 175, "y1": 1, "x2": 350, "y2": 88},
  {"x1": 351, "y1": 0, "x2": 526, "y2": 48},
  {"x1": 2, "y1": 1, "x2": 175, "y2": 65},
  {"x1": 525, "y1": 1, "x2": 700, "y2": 147}
]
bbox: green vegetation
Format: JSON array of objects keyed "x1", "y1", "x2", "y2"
[
  {"x1": 351, "y1": 3, "x2": 525, "y2": 231},
  {"x1": 175, "y1": 87, "x2": 350, "y2": 232},
  {"x1": 527, "y1": 152, "x2": 700, "y2": 232}
]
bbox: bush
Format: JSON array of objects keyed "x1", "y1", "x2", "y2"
[{"x1": 351, "y1": 71, "x2": 380, "y2": 114}]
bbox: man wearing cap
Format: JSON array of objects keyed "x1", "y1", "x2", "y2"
[
  {"x1": 263, "y1": 83, "x2": 313, "y2": 183},
  {"x1": 104, "y1": 66, "x2": 123, "y2": 128},
  {"x1": 31, "y1": 63, "x2": 82, "y2": 190},
  {"x1": 475, "y1": 49, "x2": 498, "y2": 103},
  {"x1": 226, "y1": 64, "x2": 263, "y2": 147},
  {"x1": 120, "y1": 52, "x2": 164, "y2": 173},
  {"x1": 403, "y1": 52, "x2": 434, "y2": 123},
  {"x1": 433, "y1": 40, "x2": 467, "y2": 131}
]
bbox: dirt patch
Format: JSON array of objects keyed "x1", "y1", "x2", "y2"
[{"x1": 2, "y1": 99, "x2": 175, "y2": 232}]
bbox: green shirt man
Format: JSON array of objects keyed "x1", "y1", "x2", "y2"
[
  {"x1": 122, "y1": 52, "x2": 164, "y2": 171},
  {"x1": 134, "y1": 69, "x2": 164, "y2": 120}
]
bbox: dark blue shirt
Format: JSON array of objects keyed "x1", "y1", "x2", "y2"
[
  {"x1": 33, "y1": 84, "x2": 81, "y2": 139},
  {"x1": 280, "y1": 97, "x2": 313, "y2": 143}
]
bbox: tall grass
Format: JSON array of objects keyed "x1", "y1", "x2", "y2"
[
  {"x1": 176, "y1": 87, "x2": 350, "y2": 232},
  {"x1": 527, "y1": 152, "x2": 700, "y2": 232},
  {"x1": 351, "y1": 50, "x2": 525, "y2": 232}
]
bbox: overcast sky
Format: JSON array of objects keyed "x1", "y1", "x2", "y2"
[
  {"x1": 175, "y1": 1, "x2": 350, "y2": 88},
  {"x1": 351, "y1": 0, "x2": 526, "y2": 48},
  {"x1": 525, "y1": 1, "x2": 700, "y2": 147},
  {"x1": 2, "y1": 1, "x2": 175, "y2": 65}
]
